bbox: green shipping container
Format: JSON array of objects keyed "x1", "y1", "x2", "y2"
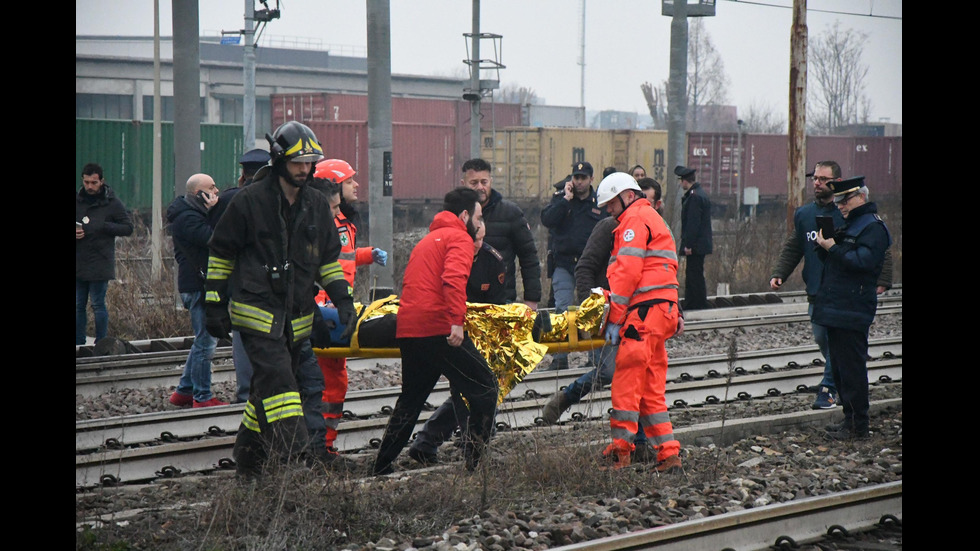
[{"x1": 75, "y1": 119, "x2": 246, "y2": 216}]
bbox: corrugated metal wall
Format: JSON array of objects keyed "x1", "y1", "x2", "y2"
[
  {"x1": 482, "y1": 128, "x2": 669, "y2": 202},
  {"x1": 690, "y1": 132, "x2": 903, "y2": 201},
  {"x1": 75, "y1": 119, "x2": 243, "y2": 213}
]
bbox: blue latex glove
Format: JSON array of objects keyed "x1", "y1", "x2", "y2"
[
  {"x1": 372, "y1": 248, "x2": 388, "y2": 266},
  {"x1": 605, "y1": 323, "x2": 622, "y2": 345}
]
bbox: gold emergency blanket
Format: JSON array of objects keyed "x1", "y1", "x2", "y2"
[
  {"x1": 535, "y1": 290, "x2": 607, "y2": 343},
  {"x1": 314, "y1": 292, "x2": 609, "y2": 403}
]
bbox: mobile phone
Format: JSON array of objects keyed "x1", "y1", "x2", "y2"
[
  {"x1": 816, "y1": 216, "x2": 835, "y2": 238},
  {"x1": 76, "y1": 221, "x2": 83, "y2": 230}
]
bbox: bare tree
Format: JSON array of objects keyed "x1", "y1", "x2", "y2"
[
  {"x1": 640, "y1": 81, "x2": 669, "y2": 130},
  {"x1": 497, "y1": 84, "x2": 539, "y2": 105},
  {"x1": 740, "y1": 101, "x2": 787, "y2": 134},
  {"x1": 807, "y1": 20, "x2": 872, "y2": 135},
  {"x1": 687, "y1": 19, "x2": 730, "y2": 132}
]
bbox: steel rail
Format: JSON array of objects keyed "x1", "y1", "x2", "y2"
[
  {"x1": 548, "y1": 481, "x2": 902, "y2": 551},
  {"x1": 74, "y1": 302, "x2": 901, "y2": 398},
  {"x1": 76, "y1": 359, "x2": 902, "y2": 488},
  {"x1": 76, "y1": 338, "x2": 901, "y2": 451}
]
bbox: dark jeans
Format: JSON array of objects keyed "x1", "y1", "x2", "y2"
[
  {"x1": 826, "y1": 326, "x2": 871, "y2": 431},
  {"x1": 373, "y1": 335, "x2": 498, "y2": 475},
  {"x1": 684, "y1": 254, "x2": 708, "y2": 310},
  {"x1": 75, "y1": 279, "x2": 109, "y2": 344}
]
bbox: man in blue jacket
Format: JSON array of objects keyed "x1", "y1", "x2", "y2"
[
  {"x1": 541, "y1": 161, "x2": 607, "y2": 370},
  {"x1": 813, "y1": 176, "x2": 891, "y2": 441},
  {"x1": 166, "y1": 173, "x2": 228, "y2": 408},
  {"x1": 770, "y1": 161, "x2": 892, "y2": 411}
]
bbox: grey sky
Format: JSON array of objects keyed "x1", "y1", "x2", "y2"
[{"x1": 76, "y1": 0, "x2": 902, "y2": 124}]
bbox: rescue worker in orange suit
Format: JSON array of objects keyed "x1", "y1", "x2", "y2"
[
  {"x1": 205, "y1": 121, "x2": 356, "y2": 478},
  {"x1": 311, "y1": 158, "x2": 388, "y2": 462},
  {"x1": 594, "y1": 172, "x2": 685, "y2": 472}
]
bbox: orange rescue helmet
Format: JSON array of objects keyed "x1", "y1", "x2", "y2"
[{"x1": 315, "y1": 159, "x2": 356, "y2": 184}]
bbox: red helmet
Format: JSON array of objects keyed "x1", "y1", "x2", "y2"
[{"x1": 314, "y1": 159, "x2": 356, "y2": 183}]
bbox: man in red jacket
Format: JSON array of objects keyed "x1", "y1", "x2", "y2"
[{"x1": 372, "y1": 187, "x2": 499, "y2": 476}]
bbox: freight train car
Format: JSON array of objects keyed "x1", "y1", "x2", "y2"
[
  {"x1": 687, "y1": 132, "x2": 902, "y2": 211},
  {"x1": 481, "y1": 127, "x2": 669, "y2": 202},
  {"x1": 75, "y1": 119, "x2": 246, "y2": 215},
  {"x1": 77, "y1": 114, "x2": 901, "y2": 217}
]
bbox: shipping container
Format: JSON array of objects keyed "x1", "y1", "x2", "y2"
[
  {"x1": 308, "y1": 120, "x2": 457, "y2": 201},
  {"x1": 521, "y1": 104, "x2": 586, "y2": 128},
  {"x1": 613, "y1": 130, "x2": 669, "y2": 183},
  {"x1": 272, "y1": 92, "x2": 459, "y2": 127},
  {"x1": 482, "y1": 126, "x2": 666, "y2": 201},
  {"x1": 690, "y1": 132, "x2": 902, "y2": 204},
  {"x1": 76, "y1": 119, "x2": 244, "y2": 215}
]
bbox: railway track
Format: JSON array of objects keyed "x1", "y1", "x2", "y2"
[
  {"x1": 76, "y1": 289, "x2": 903, "y2": 549},
  {"x1": 74, "y1": 291, "x2": 902, "y2": 398},
  {"x1": 548, "y1": 481, "x2": 902, "y2": 551},
  {"x1": 76, "y1": 340, "x2": 901, "y2": 489}
]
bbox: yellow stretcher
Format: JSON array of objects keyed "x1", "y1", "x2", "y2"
[
  {"x1": 312, "y1": 293, "x2": 609, "y2": 403},
  {"x1": 313, "y1": 296, "x2": 607, "y2": 359}
]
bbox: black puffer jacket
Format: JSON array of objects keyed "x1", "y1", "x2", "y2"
[
  {"x1": 75, "y1": 184, "x2": 134, "y2": 281},
  {"x1": 166, "y1": 195, "x2": 211, "y2": 293},
  {"x1": 481, "y1": 189, "x2": 542, "y2": 303}
]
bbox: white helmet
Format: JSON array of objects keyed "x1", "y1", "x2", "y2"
[{"x1": 596, "y1": 172, "x2": 641, "y2": 207}]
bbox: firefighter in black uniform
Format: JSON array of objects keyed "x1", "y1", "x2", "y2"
[{"x1": 205, "y1": 121, "x2": 356, "y2": 477}]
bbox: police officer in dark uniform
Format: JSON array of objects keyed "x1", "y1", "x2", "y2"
[
  {"x1": 812, "y1": 176, "x2": 891, "y2": 441},
  {"x1": 407, "y1": 226, "x2": 507, "y2": 465},
  {"x1": 676, "y1": 165, "x2": 713, "y2": 310}
]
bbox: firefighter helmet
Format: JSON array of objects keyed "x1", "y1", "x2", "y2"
[
  {"x1": 595, "y1": 172, "x2": 641, "y2": 207},
  {"x1": 314, "y1": 159, "x2": 356, "y2": 183},
  {"x1": 267, "y1": 121, "x2": 323, "y2": 163}
]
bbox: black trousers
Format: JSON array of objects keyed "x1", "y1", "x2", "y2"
[
  {"x1": 373, "y1": 335, "x2": 498, "y2": 474},
  {"x1": 234, "y1": 332, "x2": 312, "y2": 476},
  {"x1": 826, "y1": 326, "x2": 871, "y2": 431},
  {"x1": 684, "y1": 254, "x2": 708, "y2": 310}
]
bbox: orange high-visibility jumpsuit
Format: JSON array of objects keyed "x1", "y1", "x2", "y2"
[
  {"x1": 605, "y1": 198, "x2": 681, "y2": 462},
  {"x1": 315, "y1": 210, "x2": 373, "y2": 452}
]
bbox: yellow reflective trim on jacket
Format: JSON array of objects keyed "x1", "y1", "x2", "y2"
[
  {"x1": 291, "y1": 312, "x2": 314, "y2": 342},
  {"x1": 319, "y1": 261, "x2": 346, "y2": 284},
  {"x1": 207, "y1": 256, "x2": 235, "y2": 280},
  {"x1": 263, "y1": 392, "x2": 303, "y2": 423},
  {"x1": 205, "y1": 291, "x2": 223, "y2": 303},
  {"x1": 241, "y1": 401, "x2": 260, "y2": 432},
  {"x1": 229, "y1": 300, "x2": 275, "y2": 334}
]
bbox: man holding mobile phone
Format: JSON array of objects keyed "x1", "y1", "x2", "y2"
[
  {"x1": 166, "y1": 173, "x2": 227, "y2": 408},
  {"x1": 769, "y1": 161, "x2": 893, "y2": 412}
]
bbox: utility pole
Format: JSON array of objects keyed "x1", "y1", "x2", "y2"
[
  {"x1": 172, "y1": 0, "x2": 201, "y2": 196},
  {"x1": 243, "y1": 1, "x2": 256, "y2": 150},
  {"x1": 151, "y1": 0, "x2": 163, "y2": 280},
  {"x1": 150, "y1": 0, "x2": 163, "y2": 281},
  {"x1": 787, "y1": 0, "x2": 808, "y2": 230},
  {"x1": 662, "y1": 0, "x2": 715, "y2": 231},
  {"x1": 227, "y1": 2, "x2": 279, "y2": 150},
  {"x1": 579, "y1": 0, "x2": 586, "y2": 108},
  {"x1": 463, "y1": 1, "x2": 503, "y2": 159},
  {"x1": 367, "y1": 0, "x2": 394, "y2": 299},
  {"x1": 665, "y1": 0, "x2": 689, "y2": 232},
  {"x1": 468, "y1": 0, "x2": 481, "y2": 158}
]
